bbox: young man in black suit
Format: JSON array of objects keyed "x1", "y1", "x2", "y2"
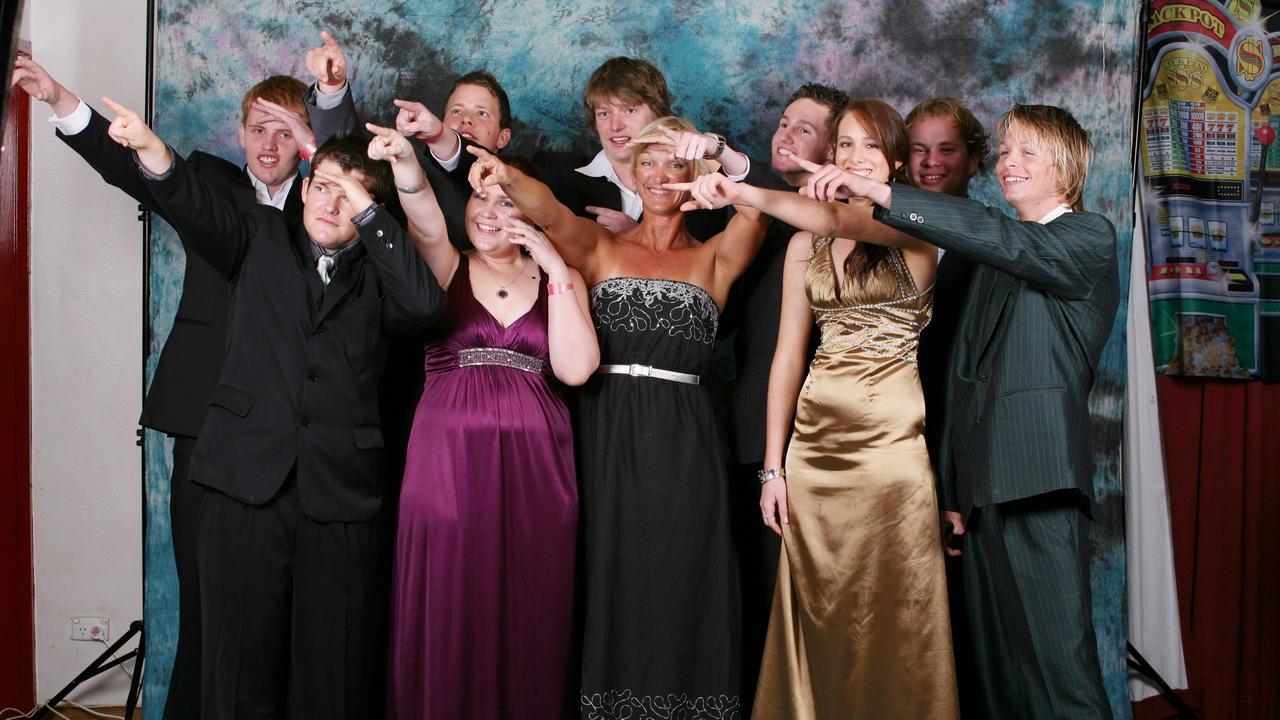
[
  {"x1": 106, "y1": 99, "x2": 445, "y2": 717},
  {"x1": 716, "y1": 82, "x2": 847, "y2": 712},
  {"x1": 534, "y1": 56, "x2": 753, "y2": 240},
  {"x1": 904, "y1": 95, "x2": 989, "y2": 718},
  {"x1": 392, "y1": 70, "x2": 514, "y2": 251},
  {"x1": 13, "y1": 35, "x2": 356, "y2": 720}
]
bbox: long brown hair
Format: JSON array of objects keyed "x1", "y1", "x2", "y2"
[{"x1": 833, "y1": 99, "x2": 911, "y2": 281}]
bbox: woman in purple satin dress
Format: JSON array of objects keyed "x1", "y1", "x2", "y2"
[{"x1": 368, "y1": 125, "x2": 600, "y2": 719}]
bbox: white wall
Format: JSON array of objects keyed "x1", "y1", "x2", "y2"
[{"x1": 26, "y1": 0, "x2": 146, "y2": 705}]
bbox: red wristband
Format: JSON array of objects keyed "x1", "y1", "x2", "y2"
[
  {"x1": 300, "y1": 140, "x2": 318, "y2": 161},
  {"x1": 547, "y1": 282, "x2": 574, "y2": 296},
  {"x1": 420, "y1": 124, "x2": 448, "y2": 144}
]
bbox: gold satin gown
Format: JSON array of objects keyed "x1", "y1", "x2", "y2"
[{"x1": 753, "y1": 237, "x2": 959, "y2": 719}]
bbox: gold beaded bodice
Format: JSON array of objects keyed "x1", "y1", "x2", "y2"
[{"x1": 805, "y1": 235, "x2": 933, "y2": 362}]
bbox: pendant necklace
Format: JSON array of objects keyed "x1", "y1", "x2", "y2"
[{"x1": 478, "y1": 254, "x2": 531, "y2": 299}]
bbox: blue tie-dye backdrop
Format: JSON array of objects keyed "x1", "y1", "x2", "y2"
[{"x1": 144, "y1": 1, "x2": 1139, "y2": 716}]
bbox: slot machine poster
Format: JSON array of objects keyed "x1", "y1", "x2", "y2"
[{"x1": 1142, "y1": 0, "x2": 1280, "y2": 378}]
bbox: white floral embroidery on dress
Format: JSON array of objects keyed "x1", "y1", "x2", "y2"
[
  {"x1": 589, "y1": 277, "x2": 719, "y2": 344},
  {"x1": 581, "y1": 689, "x2": 741, "y2": 719}
]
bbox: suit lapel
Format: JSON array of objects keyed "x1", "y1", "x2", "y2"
[
  {"x1": 973, "y1": 270, "x2": 1017, "y2": 365},
  {"x1": 291, "y1": 228, "x2": 326, "y2": 312},
  {"x1": 314, "y1": 244, "x2": 366, "y2": 325}
]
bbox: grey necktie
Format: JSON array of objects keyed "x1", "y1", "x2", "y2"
[{"x1": 316, "y1": 254, "x2": 335, "y2": 286}]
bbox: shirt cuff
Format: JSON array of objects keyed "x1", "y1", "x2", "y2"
[
  {"x1": 430, "y1": 132, "x2": 463, "y2": 171},
  {"x1": 724, "y1": 154, "x2": 750, "y2": 183},
  {"x1": 133, "y1": 146, "x2": 177, "y2": 181},
  {"x1": 311, "y1": 82, "x2": 349, "y2": 110},
  {"x1": 49, "y1": 100, "x2": 92, "y2": 136},
  {"x1": 350, "y1": 203, "x2": 379, "y2": 228}
]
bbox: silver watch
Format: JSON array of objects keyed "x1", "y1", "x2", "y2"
[{"x1": 704, "y1": 133, "x2": 726, "y2": 160}]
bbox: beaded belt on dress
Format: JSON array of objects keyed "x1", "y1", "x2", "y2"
[
  {"x1": 596, "y1": 364, "x2": 700, "y2": 385},
  {"x1": 458, "y1": 347, "x2": 545, "y2": 375}
]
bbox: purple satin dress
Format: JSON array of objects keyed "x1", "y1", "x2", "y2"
[{"x1": 388, "y1": 255, "x2": 577, "y2": 719}]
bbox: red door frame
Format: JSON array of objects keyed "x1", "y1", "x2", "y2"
[{"x1": 0, "y1": 43, "x2": 35, "y2": 708}]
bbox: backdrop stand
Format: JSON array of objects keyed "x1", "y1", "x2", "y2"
[{"x1": 30, "y1": 620, "x2": 145, "y2": 720}]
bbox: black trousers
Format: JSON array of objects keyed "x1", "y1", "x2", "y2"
[
  {"x1": 963, "y1": 492, "x2": 1113, "y2": 720},
  {"x1": 162, "y1": 435, "x2": 202, "y2": 720},
  {"x1": 198, "y1": 478, "x2": 379, "y2": 720},
  {"x1": 729, "y1": 462, "x2": 781, "y2": 716}
]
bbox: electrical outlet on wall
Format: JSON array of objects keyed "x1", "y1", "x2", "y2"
[{"x1": 70, "y1": 616, "x2": 109, "y2": 642}]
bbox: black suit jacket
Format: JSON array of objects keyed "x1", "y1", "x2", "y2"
[
  {"x1": 917, "y1": 250, "x2": 977, "y2": 471},
  {"x1": 56, "y1": 90, "x2": 357, "y2": 438},
  {"x1": 139, "y1": 152, "x2": 446, "y2": 522},
  {"x1": 722, "y1": 159, "x2": 801, "y2": 463}
]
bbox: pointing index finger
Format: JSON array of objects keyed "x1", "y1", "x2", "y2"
[
  {"x1": 792, "y1": 156, "x2": 824, "y2": 173},
  {"x1": 101, "y1": 96, "x2": 131, "y2": 116},
  {"x1": 320, "y1": 31, "x2": 339, "y2": 49}
]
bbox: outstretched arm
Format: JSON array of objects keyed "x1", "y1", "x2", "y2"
[
  {"x1": 103, "y1": 98, "x2": 254, "y2": 277},
  {"x1": 668, "y1": 162, "x2": 925, "y2": 251},
  {"x1": 669, "y1": 165, "x2": 936, "y2": 289},
  {"x1": 16, "y1": 56, "x2": 162, "y2": 206},
  {"x1": 300, "y1": 31, "x2": 359, "y2": 145},
  {"x1": 822, "y1": 165, "x2": 1112, "y2": 297},
  {"x1": 646, "y1": 124, "x2": 751, "y2": 178},
  {"x1": 672, "y1": 174, "x2": 768, "y2": 296},
  {"x1": 364, "y1": 122, "x2": 457, "y2": 288},
  {"x1": 394, "y1": 99, "x2": 463, "y2": 169},
  {"x1": 12, "y1": 55, "x2": 80, "y2": 117},
  {"x1": 467, "y1": 145, "x2": 610, "y2": 276}
]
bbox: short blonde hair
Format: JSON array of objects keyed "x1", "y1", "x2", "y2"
[
  {"x1": 996, "y1": 104, "x2": 1091, "y2": 211},
  {"x1": 628, "y1": 116, "x2": 713, "y2": 179}
]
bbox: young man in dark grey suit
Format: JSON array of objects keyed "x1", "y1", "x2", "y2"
[
  {"x1": 13, "y1": 37, "x2": 356, "y2": 720},
  {"x1": 804, "y1": 104, "x2": 1119, "y2": 719},
  {"x1": 103, "y1": 99, "x2": 445, "y2": 719}
]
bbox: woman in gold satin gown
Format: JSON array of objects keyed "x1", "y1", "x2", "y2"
[{"x1": 682, "y1": 99, "x2": 959, "y2": 718}]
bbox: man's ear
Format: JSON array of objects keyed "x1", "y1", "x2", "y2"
[
  {"x1": 495, "y1": 127, "x2": 512, "y2": 152},
  {"x1": 300, "y1": 176, "x2": 310, "y2": 204},
  {"x1": 237, "y1": 123, "x2": 247, "y2": 150},
  {"x1": 822, "y1": 145, "x2": 834, "y2": 163},
  {"x1": 967, "y1": 154, "x2": 980, "y2": 179}
]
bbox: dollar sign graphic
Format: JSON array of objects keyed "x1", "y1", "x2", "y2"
[{"x1": 1239, "y1": 38, "x2": 1263, "y2": 80}]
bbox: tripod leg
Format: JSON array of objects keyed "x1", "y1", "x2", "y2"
[
  {"x1": 124, "y1": 620, "x2": 145, "y2": 719},
  {"x1": 30, "y1": 620, "x2": 144, "y2": 720}
]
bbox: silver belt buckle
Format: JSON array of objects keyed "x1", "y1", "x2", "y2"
[{"x1": 628, "y1": 364, "x2": 652, "y2": 378}]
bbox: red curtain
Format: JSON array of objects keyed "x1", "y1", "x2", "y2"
[
  {"x1": 1134, "y1": 377, "x2": 1280, "y2": 719},
  {"x1": 0, "y1": 73, "x2": 33, "y2": 709}
]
